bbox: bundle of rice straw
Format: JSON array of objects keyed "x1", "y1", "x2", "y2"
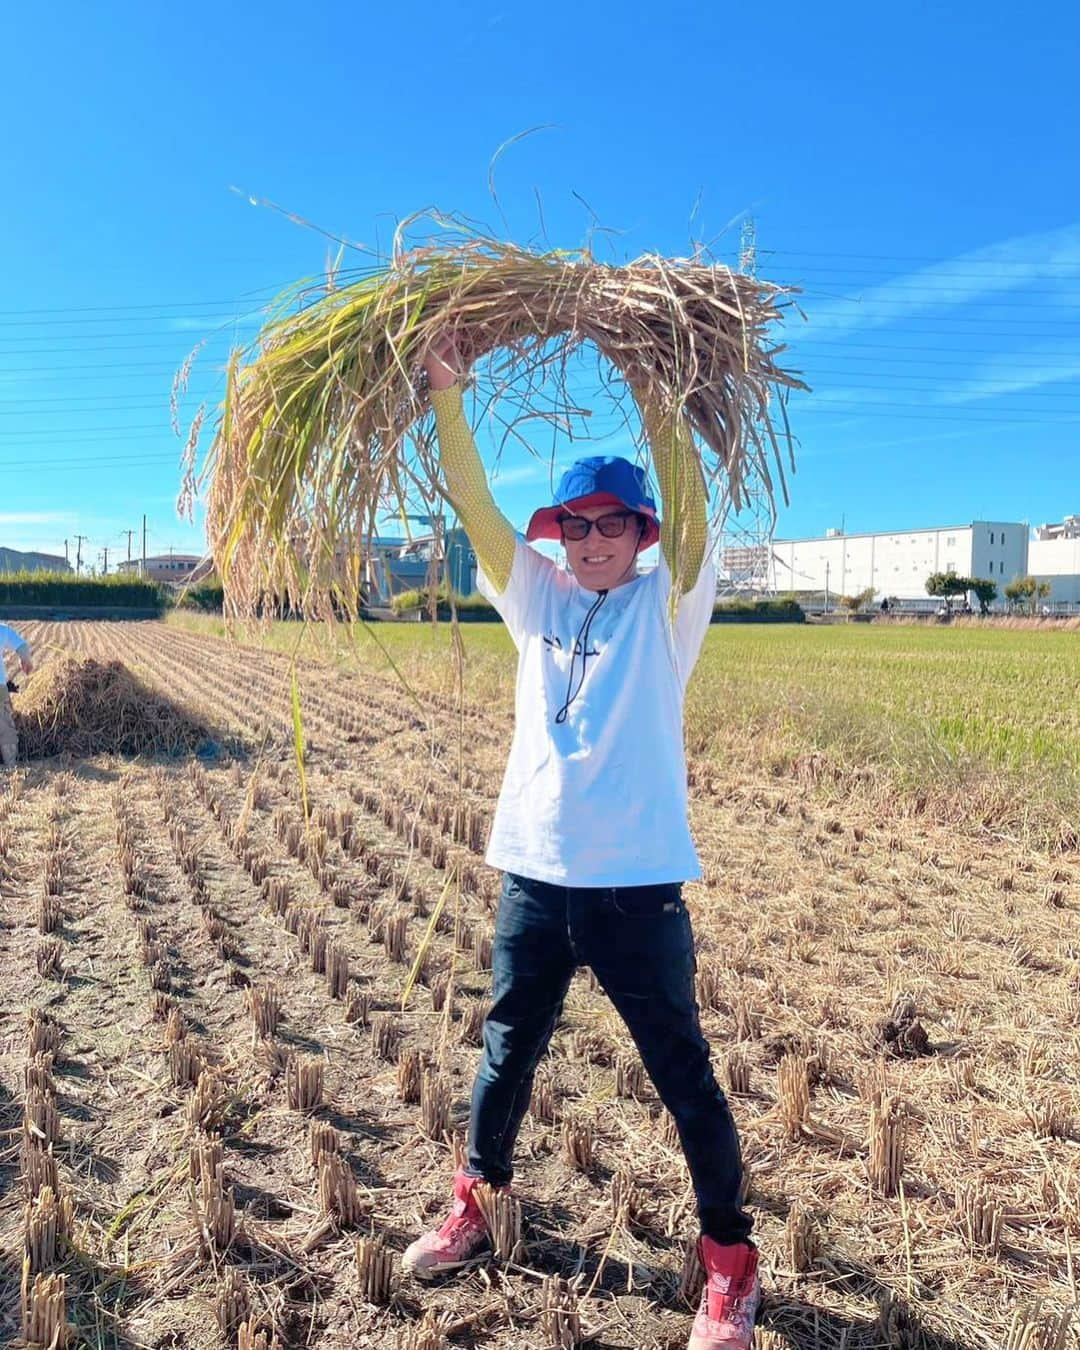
[
  {"x1": 193, "y1": 231, "x2": 805, "y2": 617},
  {"x1": 14, "y1": 657, "x2": 213, "y2": 759}
]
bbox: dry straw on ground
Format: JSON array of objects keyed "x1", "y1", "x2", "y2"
[
  {"x1": 13, "y1": 656, "x2": 211, "y2": 759},
  {"x1": 191, "y1": 231, "x2": 804, "y2": 617}
]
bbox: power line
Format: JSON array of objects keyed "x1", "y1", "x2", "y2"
[
  {"x1": 8, "y1": 340, "x2": 1080, "y2": 377},
  {"x1": 0, "y1": 361, "x2": 211, "y2": 378},
  {"x1": 3, "y1": 340, "x2": 244, "y2": 357},
  {"x1": 791, "y1": 347, "x2": 1080, "y2": 367},
  {"x1": 782, "y1": 312, "x2": 1080, "y2": 330},
  {"x1": 0, "y1": 325, "x2": 260, "y2": 345},
  {"x1": 769, "y1": 270, "x2": 1080, "y2": 293},
  {"x1": 4, "y1": 375, "x2": 1068, "y2": 417},
  {"x1": 785, "y1": 337, "x2": 1080, "y2": 358},
  {"x1": 0, "y1": 397, "x2": 214, "y2": 413},
  {"x1": 11, "y1": 377, "x2": 1076, "y2": 418},
  {"x1": 0, "y1": 461, "x2": 185, "y2": 479},
  {"x1": 0, "y1": 422, "x2": 179, "y2": 438},
  {"x1": 0, "y1": 451, "x2": 183, "y2": 469},
  {"x1": 0, "y1": 310, "x2": 267, "y2": 330},
  {"x1": 802, "y1": 371, "x2": 1080, "y2": 396},
  {"x1": 794, "y1": 400, "x2": 1080, "y2": 424},
  {"x1": 0, "y1": 291, "x2": 280, "y2": 319},
  {"x1": 785, "y1": 323, "x2": 1080, "y2": 339},
  {"x1": 763, "y1": 247, "x2": 1080, "y2": 268},
  {"x1": 2, "y1": 321, "x2": 1076, "y2": 360}
]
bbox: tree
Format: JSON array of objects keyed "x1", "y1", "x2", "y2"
[
  {"x1": 968, "y1": 577, "x2": 997, "y2": 615},
  {"x1": 926, "y1": 571, "x2": 970, "y2": 611},
  {"x1": 1004, "y1": 576, "x2": 1037, "y2": 614},
  {"x1": 838, "y1": 586, "x2": 877, "y2": 615}
]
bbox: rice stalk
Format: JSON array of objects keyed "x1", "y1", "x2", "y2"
[
  {"x1": 540, "y1": 1273, "x2": 581, "y2": 1348},
  {"x1": 246, "y1": 983, "x2": 282, "y2": 1041},
  {"x1": 27, "y1": 1011, "x2": 60, "y2": 1059},
  {"x1": 869, "y1": 1093, "x2": 905, "y2": 1196},
  {"x1": 419, "y1": 1069, "x2": 451, "y2": 1141},
  {"x1": 24, "y1": 1186, "x2": 73, "y2": 1275},
  {"x1": 285, "y1": 1054, "x2": 324, "y2": 1111},
  {"x1": 318, "y1": 1151, "x2": 366, "y2": 1227},
  {"x1": 355, "y1": 1232, "x2": 396, "y2": 1304},
  {"x1": 192, "y1": 231, "x2": 803, "y2": 618},
  {"x1": 309, "y1": 1120, "x2": 342, "y2": 1167},
  {"x1": 214, "y1": 1267, "x2": 251, "y2": 1338},
  {"x1": 20, "y1": 1261, "x2": 67, "y2": 1349},
  {"x1": 473, "y1": 1183, "x2": 523, "y2": 1264}
]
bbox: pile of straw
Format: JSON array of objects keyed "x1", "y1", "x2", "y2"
[
  {"x1": 13, "y1": 657, "x2": 212, "y2": 759},
  {"x1": 194, "y1": 233, "x2": 805, "y2": 617}
]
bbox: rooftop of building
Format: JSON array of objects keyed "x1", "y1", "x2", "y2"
[{"x1": 774, "y1": 520, "x2": 1027, "y2": 545}]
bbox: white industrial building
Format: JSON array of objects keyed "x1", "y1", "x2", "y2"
[
  {"x1": 1028, "y1": 516, "x2": 1080, "y2": 604},
  {"x1": 736, "y1": 514, "x2": 1080, "y2": 610}
]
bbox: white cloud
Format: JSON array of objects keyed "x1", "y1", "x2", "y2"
[
  {"x1": 796, "y1": 222, "x2": 1080, "y2": 340},
  {"x1": 937, "y1": 349, "x2": 1080, "y2": 405},
  {"x1": 0, "y1": 511, "x2": 73, "y2": 527}
]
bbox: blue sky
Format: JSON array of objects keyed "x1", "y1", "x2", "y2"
[{"x1": 2, "y1": 0, "x2": 1079, "y2": 567}]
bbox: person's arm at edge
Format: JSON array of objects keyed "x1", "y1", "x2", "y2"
[
  {"x1": 0, "y1": 626, "x2": 30, "y2": 677},
  {"x1": 635, "y1": 390, "x2": 709, "y2": 597},
  {"x1": 425, "y1": 342, "x2": 516, "y2": 596}
]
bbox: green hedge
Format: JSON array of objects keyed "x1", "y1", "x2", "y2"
[
  {"x1": 0, "y1": 570, "x2": 167, "y2": 610},
  {"x1": 176, "y1": 581, "x2": 225, "y2": 612},
  {"x1": 711, "y1": 598, "x2": 806, "y2": 624},
  {"x1": 386, "y1": 589, "x2": 806, "y2": 624},
  {"x1": 390, "y1": 587, "x2": 498, "y2": 618}
]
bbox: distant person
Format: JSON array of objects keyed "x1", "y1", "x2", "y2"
[
  {"x1": 0, "y1": 623, "x2": 33, "y2": 767},
  {"x1": 402, "y1": 336, "x2": 759, "y2": 1350},
  {"x1": 880, "y1": 597, "x2": 889, "y2": 613}
]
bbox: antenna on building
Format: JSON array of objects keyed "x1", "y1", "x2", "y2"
[{"x1": 718, "y1": 217, "x2": 777, "y2": 599}]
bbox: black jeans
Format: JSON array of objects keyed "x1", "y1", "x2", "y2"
[{"x1": 466, "y1": 872, "x2": 752, "y2": 1245}]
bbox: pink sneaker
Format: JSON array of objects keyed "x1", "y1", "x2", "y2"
[
  {"x1": 401, "y1": 1169, "x2": 498, "y2": 1280},
  {"x1": 688, "y1": 1238, "x2": 760, "y2": 1349}
]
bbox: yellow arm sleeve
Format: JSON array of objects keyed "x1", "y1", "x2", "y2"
[
  {"x1": 639, "y1": 398, "x2": 709, "y2": 596},
  {"x1": 429, "y1": 385, "x2": 516, "y2": 595}
]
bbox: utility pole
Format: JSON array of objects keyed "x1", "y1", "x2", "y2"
[
  {"x1": 141, "y1": 515, "x2": 147, "y2": 578},
  {"x1": 64, "y1": 538, "x2": 69, "y2": 565},
  {"x1": 124, "y1": 529, "x2": 135, "y2": 567},
  {"x1": 74, "y1": 534, "x2": 88, "y2": 576},
  {"x1": 824, "y1": 560, "x2": 831, "y2": 614},
  {"x1": 100, "y1": 546, "x2": 109, "y2": 575}
]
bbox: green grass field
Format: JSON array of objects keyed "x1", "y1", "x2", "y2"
[{"x1": 169, "y1": 612, "x2": 1080, "y2": 843}]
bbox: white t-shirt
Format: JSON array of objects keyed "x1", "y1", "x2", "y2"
[
  {"x1": 478, "y1": 539, "x2": 715, "y2": 887},
  {"x1": 0, "y1": 624, "x2": 29, "y2": 684}
]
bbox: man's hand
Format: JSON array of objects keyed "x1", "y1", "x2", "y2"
[
  {"x1": 20, "y1": 655, "x2": 32, "y2": 676},
  {"x1": 424, "y1": 335, "x2": 467, "y2": 392}
]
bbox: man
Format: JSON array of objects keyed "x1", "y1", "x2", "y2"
[
  {"x1": 0, "y1": 622, "x2": 32, "y2": 767},
  {"x1": 400, "y1": 338, "x2": 759, "y2": 1349}
]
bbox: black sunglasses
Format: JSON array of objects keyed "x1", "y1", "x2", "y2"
[{"x1": 559, "y1": 511, "x2": 638, "y2": 542}]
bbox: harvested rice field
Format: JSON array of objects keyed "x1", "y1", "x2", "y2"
[{"x1": 1, "y1": 618, "x2": 1077, "y2": 1350}]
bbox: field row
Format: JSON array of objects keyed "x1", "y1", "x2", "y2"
[{"x1": 0, "y1": 621, "x2": 1076, "y2": 1348}]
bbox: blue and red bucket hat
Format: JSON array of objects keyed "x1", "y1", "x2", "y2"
[{"x1": 525, "y1": 456, "x2": 660, "y2": 553}]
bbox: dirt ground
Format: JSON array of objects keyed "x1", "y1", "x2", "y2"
[{"x1": 1, "y1": 621, "x2": 1077, "y2": 1350}]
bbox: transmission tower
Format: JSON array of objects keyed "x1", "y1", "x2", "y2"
[{"x1": 717, "y1": 218, "x2": 777, "y2": 598}]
